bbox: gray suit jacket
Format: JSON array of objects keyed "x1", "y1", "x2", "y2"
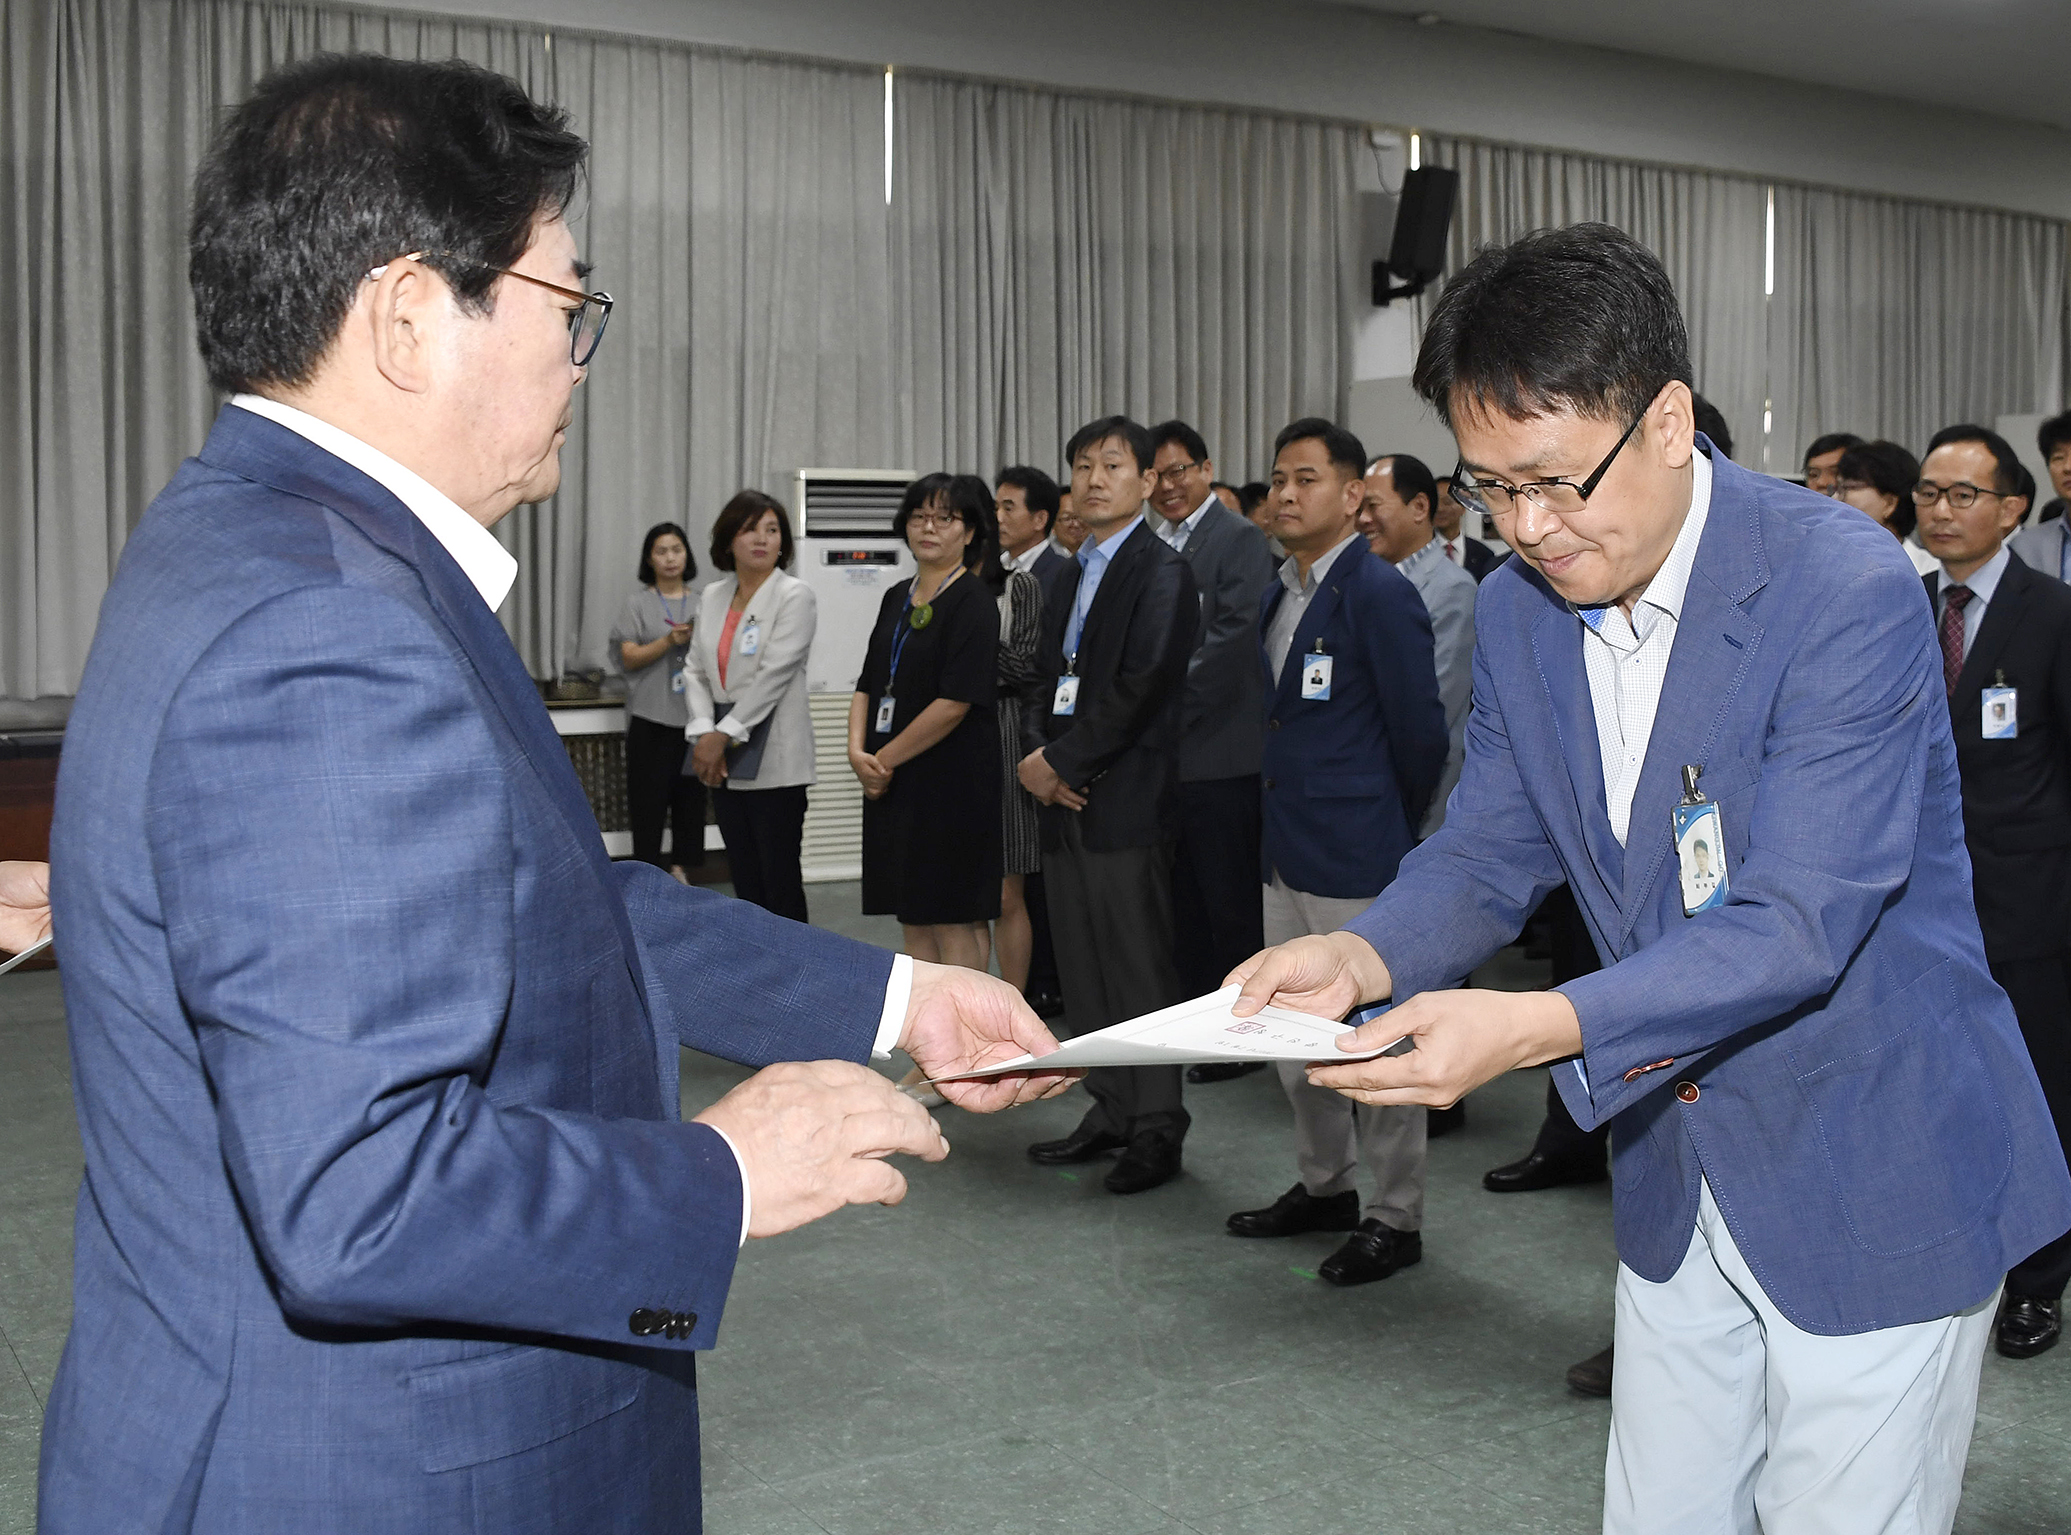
[
  {"x1": 682, "y1": 567, "x2": 818, "y2": 788},
  {"x1": 2012, "y1": 518, "x2": 2067, "y2": 584},
  {"x1": 1397, "y1": 537, "x2": 1478, "y2": 837},
  {"x1": 1169, "y1": 501, "x2": 1278, "y2": 781}
]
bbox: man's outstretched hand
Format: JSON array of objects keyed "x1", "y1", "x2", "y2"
[
  {"x1": 0, "y1": 861, "x2": 51, "y2": 956},
  {"x1": 900, "y1": 959, "x2": 1078, "y2": 1111},
  {"x1": 696, "y1": 1060, "x2": 949, "y2": 1238},
  {"x1": 1226, "y1": 929, "x2": 1391, "y2": 1025}
]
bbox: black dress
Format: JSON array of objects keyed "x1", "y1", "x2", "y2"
[{"x1": 855, "y1": 571, "x2": 1003, "y2": 924}]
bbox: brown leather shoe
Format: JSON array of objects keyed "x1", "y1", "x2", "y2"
[{"x1": 1566, "y1": 1344, "x2": 1614, "y2": 1397}]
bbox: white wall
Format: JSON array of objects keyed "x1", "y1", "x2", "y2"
[{"x1": 388, "y1": 0, "x2": 2071, "y2": 220}]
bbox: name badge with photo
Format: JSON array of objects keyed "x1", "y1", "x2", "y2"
[
  {"x1": 1052, "y1": 673, "x2": 1081, "y2": 717},
  {"x1": 1672, "y1": 799, "x2": 1730, "y2": 917},
  {"x1": 1300, "y1": 652, "x2": 1333, "y2": 701},
  {"x1": 739, "y1": 621, "x2": 762, "y2": 657},
  {"x1": 874, "y1": 695, "x2": 896, "y2": 734},
  {"x1": 1983, "y1": 685, "x2": 2017, "y2": 740},
  {"x1": 670, "y1": 664, "x2": 687, "y2": 694}
]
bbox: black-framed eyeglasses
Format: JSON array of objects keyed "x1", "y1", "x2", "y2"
[
  {"x1": 366, "y1": 250, "x2": 613, "y2": 367},
  {"x1": 1449, "y1": 408, "x2": 1647, "y2": 520},
  {"x1": 1156, "y1": 459, "x2": 1204, "y2": 477},
  {"x1": 1911, "y1": 480, "x2": 2010, "y2": 512}
]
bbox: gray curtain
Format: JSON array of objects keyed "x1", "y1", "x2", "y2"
[
  {"x1": 1419, "y1": 135, "x2": 1772, "y2": 469},
  {"x1": 1768, "y1": 185, "x2": 2068, "y2": 462},
  {"x1": 1419, "y1": 133, "x2": 2070, "y2": 476},
  {"x1": 890, "y1": 72, "x2": 1362, "y2": 484},
  {"x1": 1, "y1": 0, "x2": 893, "y2": 695}
]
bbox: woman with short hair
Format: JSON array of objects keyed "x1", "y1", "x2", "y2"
[
  {"x1": 1835, "y1": 441, "x2": 1937, "y2": 575},
  {"x1": 611, "y1": 522, "x2": 706, "y2": 877},
  {"x1": 683, "y1": 491, "x2": 818, "y2": 921},
  {"x1": 850, "y1": 473, "x2": 1002, "y2": 975}
]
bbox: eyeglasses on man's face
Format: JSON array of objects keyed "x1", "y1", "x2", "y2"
[
  {"x1": 365, "y1": 251, "x2": 613, "y2": 368},
  {"x1": 1911, "y1": 480, "x2": 2011, "y2": 511},
  {"x1": 1449, "y1": 407, "x2": 1647, "y2": 521}
]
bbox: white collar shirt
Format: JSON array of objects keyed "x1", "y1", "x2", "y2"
[
  {"x1": 1934, "y1": 544, "x2": 2012, "y2": 663},
  {"x1": 1265, "y1": 532, "x2": 1361, "y2": 683},
  {"x1": 1154, "y1": 492, "x2": 1218, "y2": 553},
  {"x1": 1000, "y1": 541, "x2": 1045, "y2": 575},
  {"x1": 1575, "y1": 448, "x2": 1713, "y2": 848},
  {"x1": 229, "y1": 394, "x2": 519, "y2": 612}
]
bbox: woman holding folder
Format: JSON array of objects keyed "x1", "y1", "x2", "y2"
[{"x1": 683, "y1": 490, "x2": 818, "y2": 921}]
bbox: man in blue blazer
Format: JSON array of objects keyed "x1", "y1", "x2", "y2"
[
  {"x1": 1224, "y1": 419, "x2": 1447, "y2": 1285},
  {"x1": 37, "y1": 56, "x2": 1061, "y2": 1535},
  {"x1": 1235, "y1": 225, "x2": 2071, "y2": 1532}
]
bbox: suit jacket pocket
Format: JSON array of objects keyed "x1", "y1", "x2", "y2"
[
  {"x1": 409, "y1": 1342, "x2": 641, "y2": 1473},
  {"x1": 1303, "y1": 772, "x2": 1389, "y2": 800},
  {"x1": 1789, "y1": 959, "x2": 2013, "y2": 1259}
]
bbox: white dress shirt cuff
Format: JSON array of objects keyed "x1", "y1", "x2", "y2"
[
  {"x1": 684, "y1": 716, "x2": 715, "y2": 739},
  {"x1": 875, "y1": 954, "x2": 914, "y2": 1059},
  {"x1": 718, "y1": 713, "x2": 753, "y2": 744},
  {"x1": 706, "y1": 1124, "x2": 754, "y2": 1246}
]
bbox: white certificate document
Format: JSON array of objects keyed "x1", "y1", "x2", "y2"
[{"x1": 930, "y1": 984, "x2": 1405, "y2": 1080}]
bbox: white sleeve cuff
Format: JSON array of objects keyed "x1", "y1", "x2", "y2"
[
  {"x1": 874, "y1": 954, "x2": 913, "y2": 1060},
  {"x1": 707, "y1": 1123, "x2": 753, "y2": 1246},
  {"x1": 684, "y1": 716, "x2": 715, "y2": 739},
  {"x1": 1571, "y1": 1057, "x2": 1592, "y2": 1104},
  {"x1": 718, "y1": 713, "x2": 753, "y2": 744}
]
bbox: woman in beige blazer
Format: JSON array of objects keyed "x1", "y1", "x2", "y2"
[{"x1": 683, "y1": 491, "x2": 817, "y2": 921}]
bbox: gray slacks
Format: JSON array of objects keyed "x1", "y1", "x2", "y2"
[
  {"x1": 1043, "y1": 816, "x2": 1188, "y2": 1136},
  {"x1": 1264, "y1": 873, "x2": 1424, "y2": 1229}
]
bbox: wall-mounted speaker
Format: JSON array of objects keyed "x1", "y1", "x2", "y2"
[{"x1": 1373, "y1": 166, "x2": 1459, "y2": 306}]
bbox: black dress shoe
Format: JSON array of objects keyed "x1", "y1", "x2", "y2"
[
  {"x1": 1566, "y1": 1344, "x2": 1614, "y2": 1397},
  {"x1": 1186, "y1": 1060, "x2": 1269, "y2": 1084},
  {"x1": 1227, "y1": 1183, "x2": 1361, "y2": 1238},
  {"x1": 1318, "y1": 1219, "x2": 1422, "y2": 1286},
  {"x1": 1025, "y1": 989, "x2": 1066, "y2": 1019},
  {"x1": 1027, "y1": 1122, "x2": 1128, "y2": 1165},
  {"x1": 1104, "y1": 1129, "x2": 1183, "y2": 1194},
  {"x1": 1996, "y1": 1294, "x2": 2063, "y2": 1359},
  {"x1": 1426, "y1": 1102, "x2": 1466, "y2": 1138},
  {"x1": 1482, "y1": 1148, "x2": 1608, "y2": 1193}
]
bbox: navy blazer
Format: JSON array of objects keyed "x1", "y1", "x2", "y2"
[
  {"x1": 41, "y1": 407, "x2": 889, "y2": 1533},
  {"x1": 1257, "y1": 538, "x2": 1448, "y2": 898},
  {"x1": 1349, "y1": 448, "x2": 2071, "y2": 1335}
]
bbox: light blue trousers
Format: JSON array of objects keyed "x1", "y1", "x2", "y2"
[{"x1": 1606, "y1": 1179, "x2": 1996, "y2": 1535}]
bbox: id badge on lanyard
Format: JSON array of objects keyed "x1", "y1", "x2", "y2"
[
  {"x1": 1983, "y1": 670, "x2": 2017, "y2": 739},
  {"x1": 739, "y1": 620, "x2": 762, "y2": 657},
  {"x1": 1300, "y1": 641, "x2": 1333, "y2": 701},
  {"x1": 1672, "y1": 764, "x2": 1730, "y2": 917},
  {"x1": 875, "y1": 695, "x2": 896, "y2": 734},
  {"x1": 1052, "y1": 668, "x2": 1081, "y2": 717}
]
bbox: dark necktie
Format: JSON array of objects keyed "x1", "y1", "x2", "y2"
[{"x1": 1940, "y1": 585, "x2": 1973, "y2": 696}]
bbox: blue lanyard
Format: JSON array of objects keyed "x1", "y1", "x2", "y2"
[
  {"x1": 657, "y1": 590, "x2": 687, "y2": 627},
  {"x1": 887, "y1": 567, "x2": 960, "y2": 690},
  {"x1": 1065, "y1": 556, "x2": 1100, "y2": 669}
]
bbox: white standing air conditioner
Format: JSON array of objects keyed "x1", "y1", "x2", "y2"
[{"x1": 794, "y1": 468, "x2": 917, "y2": 884}]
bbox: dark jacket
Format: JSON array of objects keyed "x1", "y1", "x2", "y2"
[
  {"x1": 1022, "y1": 519, "x2": 1199, "y2": 852},
  {"x1": 1461, "y1": 535, "x2": 1505, "y2": 583},
  {"x1": 1025, "y1": 543, "x2": 1075, "y2": 622},
  {"x1": 1927, "y1": 549, "x2": 2071, "y2": 962},
  {"x1": 1171, "y1": 502, "x2": 1278, "y2": 782},
  {"x1": 1258, "y1": 537, "x2": 1448, "y2": 898}
]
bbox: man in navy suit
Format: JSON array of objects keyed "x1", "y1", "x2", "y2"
[
  {"x1": 1223, "y1": 419, "x2": 1446, "y2": 1284},
  {"x1": 1235, "y1": 225, "x2": 2071, "y2": 1532},
  {"x1": 37, "y1": 56, "x2": 1062, "y2": 1535},
  {"x1": 996, "y1": 464, "x2": 1074, "y2": 618}
]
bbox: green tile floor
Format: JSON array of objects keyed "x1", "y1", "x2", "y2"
[{"x1": 3, "y1": 883, "x2": 2067, "y2": 1533}]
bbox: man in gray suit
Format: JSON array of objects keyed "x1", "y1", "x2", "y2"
[
  {"x1": 1359, "y1": 454, "x2": 1477, "y2": 837},
  {"x1": 2011, "y1": 410, "x2": 2071, "y2": 582},
  {"x1": 1148, "y1": 420, "x2": 1279, "y2": 1084}
]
